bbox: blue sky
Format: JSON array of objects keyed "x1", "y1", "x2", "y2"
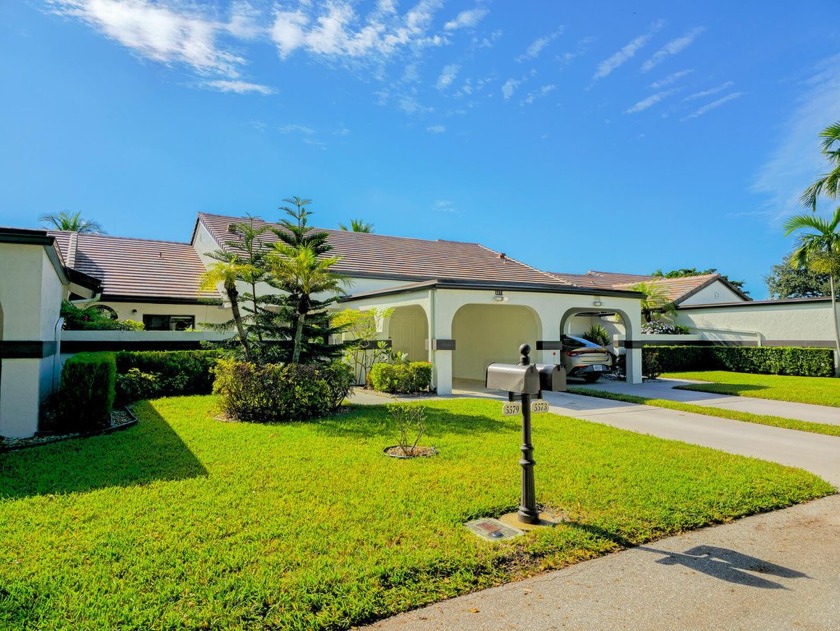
[{"x1": 1, "y1": 1, "x2": 839, "y2": 298}]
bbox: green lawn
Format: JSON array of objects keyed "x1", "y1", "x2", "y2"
[
  {"x1": 666, "y1": 370, "x2": 840, "y2": 407},
  {"x1": 569, "y1": 388, "x2": 840, "y2": 438},
  {"x1": 0, "y1": 397, "x2": 832, "y2": 630}
]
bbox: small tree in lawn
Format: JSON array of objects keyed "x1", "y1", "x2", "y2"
[{"x1": 784, "y1": 207, "x2": 840, "y2": 371}]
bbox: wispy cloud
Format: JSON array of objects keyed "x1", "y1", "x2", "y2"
[
  {"x1": 472, "y1": 29, "x2": 502, "y2": 49},
  {"x1": 649, "y1": 69, "x2": 693, "y2": 89},
  {"x1": 433, "y1": 199, "x2": 457, "y2": 213},
  {"x1": 685, "y1": 81, "x2": 734, "y2": 101},
  {"x1": 444, "y1": 7, "x2": 488, "y2": 31},
  {"x1": 683, "y1": 92, "x2": 743, "y2": 120},
  {"x1": 427, "y1": 124, "x2": 446, "y2": 133},
  {"x1": 626, "y1": 89, "x2": 677, "y2": 113},
  {"x1": 436, "y1": 64, "x2": 459, "y2": 90},
  {"x1": 752, "y1": 55, "x2": 840, "y2": 219},
  {"x1": 502, "y1": 70, "x2": 536, "y2": 100},
  {"x1": 516, "y1": 28, "x2": 564, "y2": 62},
  {"x1": 593, "y1": 20, "x2": 664, "y2": 80},
  {"x1": 557, "y1": 36, "x2": 593, "y2": 69},
  {"x1": 49, "y1": 0, "x2": 246, "y2": 77},
  {"x1": 204, "y1": 80, "x2": 274, "y2": 95},
  {"x1": 641, "y1": 27, "x2": 704, "y2": 73},
  {"x1": 279, "y1": 124, "x2": 315, "y2": 135},
  {"x1": 521, "y1": 84, "x2": 556, "y2": 106}
]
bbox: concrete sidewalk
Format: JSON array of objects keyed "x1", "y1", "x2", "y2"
[
  {"x1": 575, "y1": 377, "x2": 840, "y2": 426},
  {"x1": 355, "y1": 382, "x2": 840, "y2": 630}
]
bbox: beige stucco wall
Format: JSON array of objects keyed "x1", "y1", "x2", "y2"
[
  {"x1": 676, "y1": 301, "x2": 838, "y2": 345},
  {"x1": 681, "y1": 281, "x2": 746, "y2": 306},
  {"x1": 94, "y1": 300, "x2": 231, "y2": 329}
]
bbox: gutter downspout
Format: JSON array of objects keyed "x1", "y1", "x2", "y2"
[{"x1": 428, "y1": 288, "x2": 436, "y2": 390}]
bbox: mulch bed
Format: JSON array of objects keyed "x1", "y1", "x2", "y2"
[
  {"x1": 383, "y1": 445, "x2": 438, "y2": 459},
  {"x1": 1, "y1": 407, "x2": 137, "y2": 452}
]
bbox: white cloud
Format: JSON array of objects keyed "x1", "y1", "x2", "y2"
[
  {"x1": 521, "y1": 84, "x2": 556, "y2": 106},
  {"x1": 502, "y1": 78, "x2": 521, "y2": 100},
  {"x1": 49, "y1": 0, "x2": 245, "y2": 77},
  {"x1": 444, "y1": 7, "x2": 488, "y2": 30},
  {"x1": 557, "y1": 36, "x2": 593, "y2": 69},
  {"x1": 641, "y1": 27, "x2": 704, "y2": 73},
  {"x1": 683, "y1": 91, "x2": 743, "y2": 120},
  {"x1": 685, "y1": 81, "x2": 734, "y2": 101},
  {"x1": 625, "y1": 89, "x2": 677, "y2": 113},
  {"x1": 436, "y1": 63, "x2": 459, "y2": 90},
  {"x1": 427, "y1": 124, "x2": 446, "y2": 133},
  {"x1": 398, "y1": 94, "x2": 434, "y2": 115},
  {"x1": 204, "y1": 80, "x2": 274, "y2": 94},
  {"x1": 433, "y1": 199, "x2": 457, "y2": 213},
  {"x1": 593, "y1": 19, "x2": 664, "y2": 80},
  {"x1": 278, "y1": 124, "x2": 315, "y2": 134},
  {"x1": 516, "y1": 28, "x2": 564, "y2": 62},
  {"x1": 472, "y1": 29, "x2": 502, "y2": 49},
  {"x1": 649, "y1": 69, "x2": 693, "y2": 89}
]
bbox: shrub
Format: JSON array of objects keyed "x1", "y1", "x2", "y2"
[
  {"x1": 57, "y1": 352, "x2": 116, "y2": 432},
  {"x1": 388, "y1": 403, "x2": 428, "y2": 456},
  {"x1": 582, "y1": 324, "x2": 611, "y2": 347},
  {"x1": 645, "y1": 345, "x2": 834, "y2": 377},
  {"x1": 114, "y1": 350, "x2": 220, "y2": 403},
  {"x1": 641, "y1": 321, "x2": 691, "y2": 334},
  {"x1": 213, "y1": 359, "x2": 354, "y2": 423},
  {"x1": 369, "y1": 362, "x2": 433, "y2": 394},
  {"x1": 60, "y1": 300, "x2": 140, "y2": 331},
  {"x1": 642, "y1": 348, "x2": 662, "y2": 379}
]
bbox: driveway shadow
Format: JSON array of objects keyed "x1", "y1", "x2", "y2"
[{"x1": 0, "y1": 402, "x2": 207, "y2": 500}]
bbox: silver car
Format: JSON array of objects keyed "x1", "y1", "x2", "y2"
[{"x1": 561, "y1": 335, "x2": 612, "y2": 383}]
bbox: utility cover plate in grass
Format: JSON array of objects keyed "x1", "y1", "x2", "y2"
[{"x1": 465, "y1": 518, "x2": 523, "y2": 541}]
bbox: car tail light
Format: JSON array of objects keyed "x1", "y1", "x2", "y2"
[{"x1": 565, "y1": 350, "x2": 581, "y2": 357}]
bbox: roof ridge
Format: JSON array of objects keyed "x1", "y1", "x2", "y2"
[{"x1": 475, "y1": 243, "x2": 569, "y2": 285}]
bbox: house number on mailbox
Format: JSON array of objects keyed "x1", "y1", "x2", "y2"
[
  {"x1": 531, "y1": 400, "x2": 549, "y2": 413},
  {"x1": 502, "y1": 402, "x2": 521, "y2": 416}
]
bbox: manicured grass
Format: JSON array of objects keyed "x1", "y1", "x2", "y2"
[
  {"x1": 569, "y1": 387, "x2": 840, "y2": 438},
  {"x1": 0, "y1": 397, "x2": 832, "y2": 630},
  {"x1": 665, "y1": 370, "x2": 840, "y2": 407}
]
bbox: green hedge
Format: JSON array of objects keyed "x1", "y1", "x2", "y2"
[
  {"x1": 58, "y1": 352, "x2": 116, "y2": 432},
  {"x1": 369, "y1": 362, "x2": 433, "y2": 394},
  {"x1": 114, "y1": 350, "x2": 220, "y2": 404},
  {"x1": 213, "y1": 359, "x2": 354, "y2": 423},
  {"x1": 643, "y1": 345, "x2": 835, "y2": 378}
]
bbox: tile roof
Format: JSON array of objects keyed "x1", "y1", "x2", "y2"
[
  {"x1": 547, "y1": 270, "x2": 740, "y2": 304},
  {"x1": 197, "y1": 213, "x2": 572, "y2": 287},
  {"x1": 50, "y1": 231, "x2": 215, "y2": 301}
]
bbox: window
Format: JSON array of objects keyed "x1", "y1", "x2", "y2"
[{"x1": 142, "y1": 315, "x2": 195, "y2": 331}]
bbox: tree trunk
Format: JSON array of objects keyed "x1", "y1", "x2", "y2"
[
  {"x1": 226, "y1": 284, "x2": 249, "y2": 359},
  {"x1": 831, "y1": 274, "x2": 840, "y2": 376},
  {"x1": 292, "y1": 310, "x2": 305, "y2": 364}
]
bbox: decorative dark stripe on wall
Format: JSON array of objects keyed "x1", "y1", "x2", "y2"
[
  {"x1": 0, "y1": 341, "x2": 57, "y2": 359},
  {"x1": 621, "y1": 339, "x2": 834, "y2": 349},
  {"x1": 61, "y1": 340, "x2": 207, "y2": 353},
  {"x1": 536, "y1": 340, "x2": 563, "y2": 351},
  {"x1": 432, "y1": 339, "x2": 456, "y2": 351}
]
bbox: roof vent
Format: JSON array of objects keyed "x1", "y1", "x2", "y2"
[
  {"x1": 227, "y1": 223, "x2": 237, "y2": 233},
  {"x1": 499, "y1": 253, "x2": 506, "y2": 260},
  {"x1": 159, "y1": 252, "x2": 163, "y2": 258}
]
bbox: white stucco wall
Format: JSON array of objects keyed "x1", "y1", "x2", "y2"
[
  {"x1": 94, "y1": 300, "x2": 231, "y2": 328},
  {"x1": 676, "y1": 300, "x2": 838, "y2": 345},
  {"x1": 680, "y1": 281, "x2": 746, "y2": 306}
]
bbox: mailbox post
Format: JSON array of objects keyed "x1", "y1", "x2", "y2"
[{"x1": 485, "y1": 344, "x2": 544, "y2": 525}]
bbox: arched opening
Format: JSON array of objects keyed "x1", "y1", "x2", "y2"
[
  {"x1": 451, "y1": 304, "x2": 541, "y2": 385},
  {"x1": 560, "y1": 307, "x2": 629, "y2": 350},
  {"x1": 386, "y1": 305, "x2": 429, "y2": 362}
]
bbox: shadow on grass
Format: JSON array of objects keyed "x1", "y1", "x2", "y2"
[
  {"x1": 566, "y1": 521, "x2": 806, "y2": 589},
  {"x1": 316, "y1": 404, "x2": 510, "y2": 438},
  {"x1": 0, "y1": 401, "x2": 207, "y2": 500}
]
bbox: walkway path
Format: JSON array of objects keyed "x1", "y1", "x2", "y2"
[{"x1": 352, "y1": 381, "x2": 840, "y2": 630}]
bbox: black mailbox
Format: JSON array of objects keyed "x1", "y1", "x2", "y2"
[
  {"x1": 485, "y1": 362, "x2": 540, "y2": 395},
  {"x1": 535, "y1": 364, "x2": 567, "y2": 392}
]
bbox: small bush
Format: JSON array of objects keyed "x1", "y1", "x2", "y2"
[
  {"x1": 641, "y1": 321, "x2": 690, "y2": 334},
  {"x1": 213, "y1": 359, "x2": 354, "y2": 423},
  {"x1": 57, "y1": 352, "x2": 116, "y2": 432},
  {"x1": 115, "y1": 350, "x2": 220, "y2": 403},
  {"x1": 642, "y1": 349, "x2": 662, "y2": 379},
  {"x1": 388, "y1": 403, "x2": 428, "y2": 456},
  {"x1": 369, "y1": 362, "x2": 433, "y2": 394}
]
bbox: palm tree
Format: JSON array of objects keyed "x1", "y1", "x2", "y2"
[
  {"x1": 784, "y1": 207, "x2": 840, "y2": 368},
  {"x1": 801, "y1": 121, "x2": 840, "y2": 211},
  {"x1": 267, "y1": 244, "x2": 343, "y2": 363},
  {"x1": 629, "y1": 281, "x2": 675, "y2": 323},
  {"x1": 40, "y1": 210, "x2": 105, "y2": 234},
  {"x1": 338, "y1": 218, "x2": 373, "y2": 232},
  {"x1": 199, "y1": 257, "x2": 253, "y2": 358}
]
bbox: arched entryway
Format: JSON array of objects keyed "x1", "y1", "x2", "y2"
[
  {"x1": 451, "y1": 304, "x2": 541, "y2": 383},
  {"x1": 387, "y1": 305, "x2": 429, "y2": 362}
]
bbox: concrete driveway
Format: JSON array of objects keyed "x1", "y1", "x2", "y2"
[{"x1": 358, "y1": 380, "x2": 840, "y2": 631}]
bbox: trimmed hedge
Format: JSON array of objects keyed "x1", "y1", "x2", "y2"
[
  {"x1": 643, "y1": 345, "x2": 835, "y2": 378},
  {"x1": 115, "y1": 350, "x2": 220, "y2": 404},
  {"x1": 58, "y1": 352, "x2": 116, "y2": 432},
  {"x1": 369, "y1": 362, "x2": 433, "y2": 394},
  {"x1": 213, "y1": 359, "x2": 354, "y2": 423}
]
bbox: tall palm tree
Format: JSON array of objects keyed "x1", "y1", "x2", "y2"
[
  {"x1": 40, "y1": 210, "x2": 105, "y2": 234},
  {"x1": 784, "y1": 207, "x2": 840, "y2": 368},
  {"x1": 629, "y1": 281, "x2": 676, "y2": 323},
  {"x1": 338, "y1": 218, "x2": 374, "y2": 232},
  {"x1": 267, "y1": 244, "x2": 343, "y2": 363},
  {"x1": 199, "y1": 257, "x2": 253, "y2": 358},
  {"x1": 801, "y1": 121, "x2": 840, "y2": 211}
]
